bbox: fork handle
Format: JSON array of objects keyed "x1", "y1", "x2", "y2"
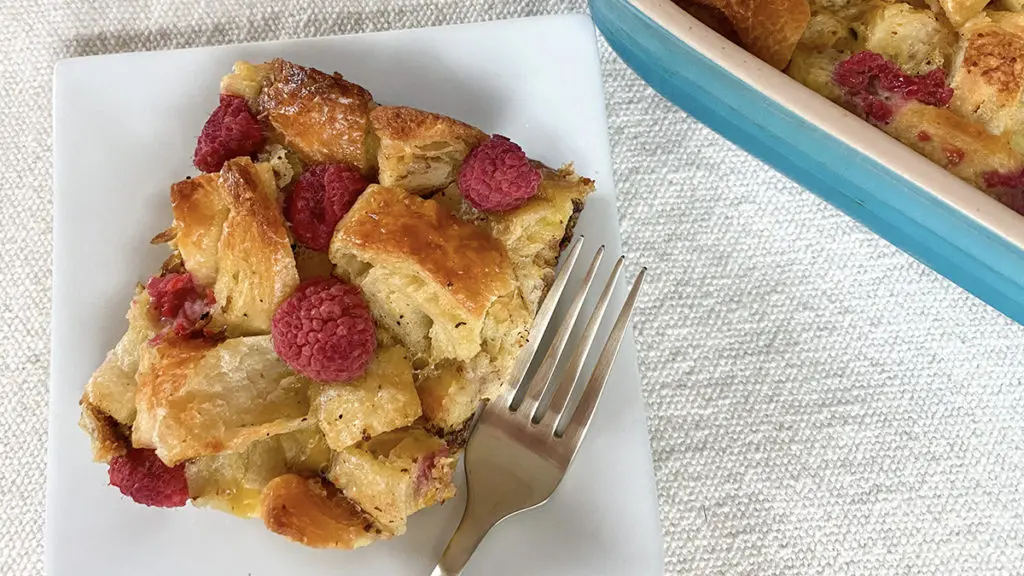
[{"x1": 430, "y1": 500, "x2": 500, "y2": 576}]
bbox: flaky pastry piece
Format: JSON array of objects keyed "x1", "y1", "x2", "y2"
[
  {"x1": 329, "y1": 184, "x2": 532, "y2": 435},
  {"x1": 673, "y1": 0, "x2": 743, "y2": 43},
  {"x1": 224, "y1": 60, "x2": 490, "y2": 197},
  {"x1": 685, "y1": 0, "x2": 811, "y2": 69},
  {"x1": 949, "y1": 12, "x2": 1024, "y2": 137},
  {"x1": 330, "y1": 184, "x2": 530, "y2": 364},
  {"x1": 80, "y1": 286, "x2": 158, "y2": 429},
  {"x1": 167, "y1": 157, "x2": 298, "y2": 336},
  {"x1": 185, "y1": 427, "x2": 332, "y2": 518},
  {"x1": 436, "y1": 163, "x2": 593, "y2": 315},
  {"x1": 860, "y1": 2, "x2": 956, "y2": 75},
  {"x1": 221, "y1": 59, "x2": 377, "y2": 175},
  {"x1": 413, "y1": 290, "x2": 537, "y2": 438},
  {"x1": 416, "y1": 166, "x2": 591, "y2": 431},
  {"x1": 369, "y1": 105, "x2": 488, "y2": 195},
  {"x1": 327, "y1": 427, "x2": 456, "y2": 535},
  {"x1": 132, "y1": 335, "x2": 315, "y2": 465},
  {"x1": 314, "y1": 346, "x2": 422, "y2": 451},
  {"x1": 261, "y1": 474, "x2": 389, "y2": 549}
]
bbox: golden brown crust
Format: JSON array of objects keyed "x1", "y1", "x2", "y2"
[
  {"x1": 132, "y1": 336, "x2": 313, "y2": 465},
  {"x1": 332, "y1": 185, "x2": 515, "y2": 317},
  {"x1": 886, "y1": 102, "x2": 1024, "y2": 187},
  {"x1": 214, "y1": 159, "x2": 299, "y2": 335},
  {"x1": 370, "y1": 106, "x2": 485, "y2": 144},
  {"x1": 950, "y1": 14, "x2": 1024, "y2": 135},
  {"x1": 82, "y1": 287, "x2": 158, "y2": 425},
  {"x1": 261, "y1": 474, "x2": 388, "y2": 549},
  {"x1": 369, "y1": 106, "x2": 488, "y2": 195},
  {"x1": 685, "y1": 0, "x2": 811, "y2": 69},
  {"x1": 78, "y1": 401, "x2": 129, "y2": 462},
  {"x1": 673, "y1": 0, "x2": 742, "y2": 43},
  {"x1": 170, "y1": 158, "x2": 298, "y2": 336},
  {"x1": 255, "y1": 59, "x2": 376, "y2": 173},
  {"x1": 435, "y1": 164, "x2": 593, "y2": 314},
  {"x1": 170, "y1": 175, "x2": 225, "y2": 287}
]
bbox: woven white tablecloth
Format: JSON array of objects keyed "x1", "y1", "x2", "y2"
[{"x1": 4, "y1": 1, "x2": 1024, "y2": 574}]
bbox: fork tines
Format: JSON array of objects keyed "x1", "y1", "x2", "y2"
[{"x1": 506, "y1": 236, "x2": 645, "y2": 441}]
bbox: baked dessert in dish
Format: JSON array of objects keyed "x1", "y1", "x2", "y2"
[
  {"x1": 79, "y1": 57, "x2": 592, "y2": 549},
  {"x1": 674, "y1": 0, "x2": 1024, "y2": 215}
]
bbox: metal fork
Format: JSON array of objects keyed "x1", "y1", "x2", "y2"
[{"x1": 430, "y1": 237, "x2": 646, "y2": 576}]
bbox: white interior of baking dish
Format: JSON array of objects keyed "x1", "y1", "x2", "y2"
[{"x1": 628, "y1": 0, "x2": 1024, "y2": 251}]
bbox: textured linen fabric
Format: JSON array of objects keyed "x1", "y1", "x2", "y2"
[{"x1": 4, "y1": 1, "x2": 1024, "y2": 574}]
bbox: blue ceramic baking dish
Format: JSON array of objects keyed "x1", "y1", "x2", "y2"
[{"x1": 591, "y1": 0, "x2": 1024, "y2": 324}]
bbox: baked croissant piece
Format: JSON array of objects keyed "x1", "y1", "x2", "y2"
[{"x1": 79, "y1": 57, "x2": 592, "y2": 549}]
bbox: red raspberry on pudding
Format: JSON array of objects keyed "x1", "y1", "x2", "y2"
[
  {"x1": 193, "y1": 94, "x2": 264, "y2": 173},
  {"x1": 286, "y1": 164, "x2": 368, "y2": 252},
  {"x1": 145, "y1": 272, "x2": 215, "y2": 337},
  {"x1": 107, "y1": 448, "x2": 189, "y2": 508},
  {"x1": 458, "y1": 135, "x2": 542, "y2": 212},
  {"x1": 833, "y1": 51, "x2": 953, "y2": 125},
  {"x1": 271, "y1": 278, "x2": 376, "y2": 383}
]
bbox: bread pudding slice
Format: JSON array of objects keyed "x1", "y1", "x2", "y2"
[
  {"x1": 327, "y1": 428, "x2": 456, "y2": 534},
  {"x1": 167, "y1": 157, "x2": 298, "y2": 336},
  {"x1": 80, "y1": 56, "x2": 593, "y2": 551},
  {"x1": 132, "y1": 335, "x2": 314, "y2": 465}
]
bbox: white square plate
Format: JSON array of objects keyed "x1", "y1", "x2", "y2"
[{"x1": 47, "y1": 14, "x2": 663, "y2": 576}]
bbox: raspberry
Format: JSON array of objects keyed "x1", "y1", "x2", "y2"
[
  {"x1": 271, "y1": 278, "x2": 376, "y2": 383},
  {"x1": 286, "y1": 164, "x2": 368, "y2": 252},
  {"x1": 414, "y1": 445, "x2": 450, "y2": 497},
  {"x1": 833, "y1": 51, "x2": 953, "y2": 125},
  {"x1": 108, "y1": 448, "x2": 189, "y2": 508},
  {"x1": 983, "y1": 168, "x2": 1024, "y2": 192},
  {"x1": 458, "y1": 135, "x2": 542, "y2": 212},
  {"x1": 146, "y1": 272, "x2": 215, "y2": 337},
  {"x1": 983, "y1": 168, "x2": 1024, "y2": 215},
  {"x1": 193, "y1": 94, "x2": 264, "y2": 173}
]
